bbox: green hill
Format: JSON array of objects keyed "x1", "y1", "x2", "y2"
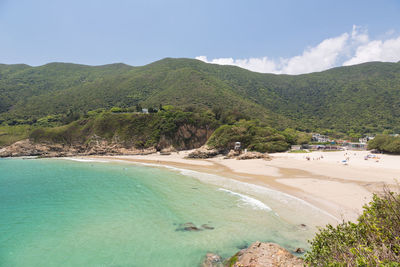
[{"x1": 1, "y1": 58, "x2": 400, "y2": 134}]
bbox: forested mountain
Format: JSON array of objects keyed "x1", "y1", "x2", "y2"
[{"x1": 1, "y1": 58, "x2": 400, "y2": 134}]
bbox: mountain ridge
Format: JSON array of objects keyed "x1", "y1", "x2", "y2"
[{"x1": 1, "y1": 58, "x2": 400, "y2": 134}]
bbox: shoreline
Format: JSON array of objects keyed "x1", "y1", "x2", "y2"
[{"x1": 75, "y1": 149, "x2": 400, "y2": 224}]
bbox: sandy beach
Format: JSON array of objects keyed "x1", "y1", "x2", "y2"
[{"x1": 86, "y1": 150, "x2": 399, "y2": 224}]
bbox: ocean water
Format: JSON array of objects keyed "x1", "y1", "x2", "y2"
[{"x1": 0, "y1": 158, "x2": 332, "y2": 267}]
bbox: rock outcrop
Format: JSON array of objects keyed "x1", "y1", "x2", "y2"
[
  {"x1": 225, "y1": 241, "x2": 304, "y2": 267},
  {"x1": 157, "y1": 124, "x2": 213, "y2": 150},
  {"x1": 224, "y1": 150, "x2": 270, "y2": 160},
  {"x1": 186, "y1": 145, "x2": 220, "y2": 159},
  {"x1": 0, "y1": 139, "x2": 67, "y2": 157},
  {"x1": 224, "y1": 149, "x2": 241, "y2": 159},
  {"x1": 159, "y1": 146, "x2": 176, "y2": 155},
  {"x1": 237, "y1": 151, "x2": 270, "y2": 160}
]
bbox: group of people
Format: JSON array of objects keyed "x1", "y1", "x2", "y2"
[
  {"x1": 305, "y1": 155, "x2": 324, "y2": 161},
  {"x1": 364, "y1": 153, "x2": 381, "y2": 162}
]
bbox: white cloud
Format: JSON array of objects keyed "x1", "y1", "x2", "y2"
[
  {"x1": 351, "y1": 25, "x2": 369, "y2": 44},
  {"x1": 195, "y1": 56, "x2": 278, "y2": 73},
  {"x1": 280, "y1": 33, "x2": 349, "y2": 74},
  {"x1": 343, "y1": 36, "x2": 400, "y2": 66},
  {"x1": 196, "y1": 26, "x2": 400, "y2": 74}
]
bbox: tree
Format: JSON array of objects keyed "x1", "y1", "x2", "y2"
[
  {"x1": 135, "y1": 103, "x2": 142, "y2": 112},
  {"x1": 148, "y1": 107, "x2": 157, "y2": 113}
]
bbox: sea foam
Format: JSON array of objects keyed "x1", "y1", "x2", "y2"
[
  {"x1": 218, "y1": 188, "x2": 272, "y2": 211},
  {"x1": 62, "y1": 157, "x2": 110, "y2": 163}
]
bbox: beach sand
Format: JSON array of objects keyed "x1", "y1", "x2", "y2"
[{"x1": 85, "y1": 150, "x2": 399, "y2": 223}]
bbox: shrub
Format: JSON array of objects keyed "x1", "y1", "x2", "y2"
[
  {"x1": 304, "y1": 189, "x2": 400, "y2": 266},
  {"x1": 368, "y1": 134, "x2": 400, "y2": 154},
  {"x1": 207, "y1": 120, "x2": 291, "y2": 153}
]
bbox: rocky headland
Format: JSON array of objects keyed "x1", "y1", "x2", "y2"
[
  {"x1": 202, "y1": 241, "x2": 304, "y2": 267},
  {"x1": 0, "y1": 139, "x2": 157, "y2": 158}
]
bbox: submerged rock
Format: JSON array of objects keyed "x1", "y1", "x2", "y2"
[
  {"x1": 175, "y1": 222, "x2": 202, "y2": 232},
  {"x1": 226, "y1": 241, "x2": 304, "y2": 267},
  {"x1": 201, "y1": 253, "x2": 224, "y2": 267},
  {"x1": 201, "y1": 224, "x2": 215, "y2": 230},
  {"x1": 236, "y1": 241, "x2": 249, "y2": 250},
  {"x1": 298, "y1": 223, "x2": 308, "y2": 230}
]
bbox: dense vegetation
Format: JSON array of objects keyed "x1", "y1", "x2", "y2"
[
  {"x1": 29, "y1": 107, "x2": 219, "y2": 150},
  {"x1": 26, "y1": 107, "x2": 300, "y2": 153},
  {"x1": 1, "y1": 58, "x2": 400, "y2": 136},
  {"x1": 367, "y1": 134, "x2": 400, "y2": 154},
  {"x1": 304, "y1": 190, "x2": 400, "y2": 266},
  {"x1": 207, "y1": 120, "x2": 295, "y2": 153}
]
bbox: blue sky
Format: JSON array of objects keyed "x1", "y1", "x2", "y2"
[{"x1": 1, "y1": 0, "x2": 400, "y2": 73}]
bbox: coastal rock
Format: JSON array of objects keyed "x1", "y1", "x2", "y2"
[
  {"x1": 202, "y1": 253, "x2": 224, "y2": 267},
  {"x1": 186, "y1": 145, "x2": 219, "y2": 159},
  {"x1": 237, "y1": 151, "x2": 270, "y2": 160},
  {"x1": 294, "y1": 247, "x2": 305, "y2": 253},
  {"x1": 223, "y1": 150, "x2": 271, "y2": 160},
  {"x1": 160, "y1": 146, "x2": 176, "y2": 154},
  {"x1": 0, "y1": 138, "x2": 157, "y2": 158},
  {"x1": 0, "y1": 139, "x2": 72, "y2": 158},
  {"x1": 226, "y1": 241, "x2": 304, "y2": 267},
  {"x1": 224, "y1": 149, "x2": 240, "y2": 159}
]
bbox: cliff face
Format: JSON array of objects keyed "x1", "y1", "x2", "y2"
[{"x1": 157, "y1": 124, "x2": 213, "y2": 150}]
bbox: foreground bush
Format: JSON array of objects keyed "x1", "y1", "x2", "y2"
[{"x1": 304, "y1": 189, "x2": 400, "y2": 266}]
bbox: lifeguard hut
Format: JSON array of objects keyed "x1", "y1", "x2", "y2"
[{"x1": 234, "y1": 142, "x2": 241, "y2": 151}]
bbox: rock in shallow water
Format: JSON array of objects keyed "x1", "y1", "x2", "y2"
[
  {"x1": 236, "y1": 241, "x2": 249, "y2": 250},
  {"x1": 175, "y1": 222, "x2": 215, "y2": 231},
  {"x1": 201, "y1": 253, "x2": 224, "y2": 267},
  {"x1": 201, "y1": 224, "x2": 215, "y2": 230},
  {"x1": 175, "y1": 222, "x2": 202, "y2": 232}
]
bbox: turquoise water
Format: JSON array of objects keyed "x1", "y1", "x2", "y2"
[{"x1": 0, "y1": 158, "x2": 327, "y2": 266}]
